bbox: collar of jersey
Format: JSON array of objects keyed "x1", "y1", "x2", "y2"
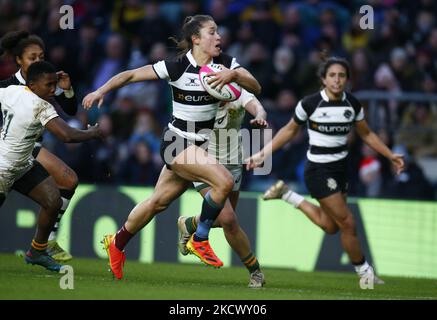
[
  {"x1": 186, "y1": 50, "x2": 213, "y2": 68},
  {"x1": 15, "y1": 69, "x2": 26, "y2": 85},
  {"x1": 321, "y1": 89, "x2": 346, "y2": 102}
]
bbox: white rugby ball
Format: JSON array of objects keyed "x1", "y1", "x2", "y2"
[{"x1": 199, "y1": 63, "x2": 242, "y2": 102}]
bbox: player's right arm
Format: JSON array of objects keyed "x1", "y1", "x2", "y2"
[
  {"x1": 45, "y1": 117, "x2": 103, "y2": 143},
  {"x1": 246, "y1": 117, "x2": 300, "y2": 170},
  {"x1": 82, "y1": 65, "x2": 159, "y2": 109}
]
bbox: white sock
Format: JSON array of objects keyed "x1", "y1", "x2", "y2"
[
  {"x1": 49, "y1": 197, "x2": 70, "y2": 241},
  {"x1": 354, "y1": 260, "x2": 371, "y2": 275},
  {"x1": 48, "y1": 231, "x2": 56, "y2": 241},
  {"x1": 282, "y1": 190, "x2": 304, "y2": 208}
]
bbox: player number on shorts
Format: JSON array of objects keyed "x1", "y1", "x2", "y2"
[{"x1": 1, "y1": 109, "x2": 14, "y2": 140}]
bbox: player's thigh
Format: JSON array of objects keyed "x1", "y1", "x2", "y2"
[
  {"x1": 318, "y1": 192, "x2": 353, "y2": 227},
  {"x1": 12, "y1": 161, "x2": 61, "y2": 209},
  {"x1": 149, "y1": 166, "x2": 190, "y2": 210},
  {"x1": 36, "y1": 147, "x2": 78, "y2": 190},
  {"x1": 171, "y1": 145, "x2": 233, "y2": 189}
]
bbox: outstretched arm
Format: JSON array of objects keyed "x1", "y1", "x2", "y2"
[
  {"x1": 45, "y1": 117, "x2": 103, "y2": 143},
  {"x1": 355, "y1": 119, "x2": 404, "y2": 174},
  {"x1": 246, "y1": 117, "x2": 300, "y2": 170},
  {"x1": 82, "y1": 65, "x2": 159, "y2": 109}
]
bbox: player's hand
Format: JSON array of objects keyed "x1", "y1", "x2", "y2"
[
  {"x1": 207, "y1": 65, "x2": 235, "y2": 91},
  {"x1": 56, "y1": 71, "x2": 72, "y2": 90},
  {"x1": 82, "y1": 90, "x2": 104, "y2": 110},
  {"x1": 87, "y1": 123, "x2": 104, "y2": 140},
  {"x1": 250, "y1": 117, "x2": 268, "y2": 128},
  {"x1": 245, "y1": 152, "x2": 265, "y2": 170},
  {"x1": 390, "y1": 153, "x2": 405, "y2": 175}
]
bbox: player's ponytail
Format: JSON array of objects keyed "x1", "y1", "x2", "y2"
[
  {"x1": 169, "y1": 15, "x2": 214, "y2": 58},
  {"x1": 0, "y1": 30, "x2": 45, "y2": 61}
]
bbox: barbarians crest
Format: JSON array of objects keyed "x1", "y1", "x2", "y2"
[{"x1": 327, "y1": 178, "x2": 337, "y2": 190}]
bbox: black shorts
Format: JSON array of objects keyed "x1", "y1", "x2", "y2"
[
  {"x1": 32, "y1": 144, "x2": 42, "y2": 158},
  {"x1": 304, "y1": 158, "x2": 348, "y2": 199},
  {"x1": 159, "y1": 127, "x2": 208, "y2": 170},
  {"x1": 12, "y1": 160, "x2": 50, "y2": 195}
]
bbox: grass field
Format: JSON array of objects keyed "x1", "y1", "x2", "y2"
[{"x1": 0, "y1": 253, "x2": 436, "y2": 300}]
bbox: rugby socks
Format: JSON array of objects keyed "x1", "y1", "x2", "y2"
[
  {"x1": 242, "y1": 252, "x2": 260, "y2": 274},
  {"x1": 114, "y1": 224, "x2": 134, "y2": 251},
  {"x1": 194, "y1": 191, "x2": 224, "y2": 241},
  {"x1": 282, "y1": 190, "x2": 305, "y2": 208},
  {"x1": 48, "y1": 189, "x2": 75, "y2": 241},
  {"x1": 185, "y1": 216, "x2": 198, "y2": 234},
  {"x1": 30, "y1": 239, "x2": 48, "y2": 254}
]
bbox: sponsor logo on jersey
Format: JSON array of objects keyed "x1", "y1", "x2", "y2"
[
  {"x1": 176, "y1": 93, "x2": 215, "y2": 103},
  {"x1": 311, "y1": 123, "x2": 352, "y2": 133}
]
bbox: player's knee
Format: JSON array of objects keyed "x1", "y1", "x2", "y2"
[
  {"x1": 337, "y1": 215, "x2": 356, "y2": 233},
  {"x1": 64, "y1": 170, "x2": 79, "y2": 191},
  {"x1": 323, "y1": 224, "x2": 339, "y2": 235},
  {"x1": 218, "y1": 174, "x2": 234, "y2": 195}
]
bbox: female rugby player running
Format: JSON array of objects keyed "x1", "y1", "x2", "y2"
[
  {"x1": 246, "y1": 55, "x2": 404, "y2": 286},
  {"x1": 178, "y1": 88, "x2": 268, "y2": 288},
  {"x1": 83, "y1": 15, "x2": 261, "y2": 279}
]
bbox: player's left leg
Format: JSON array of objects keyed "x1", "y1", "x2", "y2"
[
  {"x1": 12, "y1": 162, "x2": 63, "y2": 272},
  {"x1": 263, "y1": 180, "x2": 339, "y2": 234},
  {"x1": 35, "y1": 147, "x2": 78, "y2": 262},
  {"x1": 179, "y1": 164, "x2": 265, "y2": 287},
  {"x1": 318, "y1": 193, "x2": 384, "y2": 285},
  {"x1": 179, "y1": 191, "x2": 265, "y2": 287}
]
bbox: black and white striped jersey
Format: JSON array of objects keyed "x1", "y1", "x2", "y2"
[
  {"x1": 152, "y1": 50, "x2": 240, "y2": 141},
  {"x1": 293, "y1": 89, "x2": 364, "y2": 163}
]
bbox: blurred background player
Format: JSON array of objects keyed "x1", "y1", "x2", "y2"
[
  {"x1": 82, "y1": 15, "x2": 261, "y2": 278},
  {"x1": 0, "y1": 30, "x2": 78, "y2": 262},
  {"x1": 0, "y1": 61, "x2": 102, "y2": 271},
  {"x1": 178, "y1": 88, "x2": 268, "y2": 288},
  {"x1": 246, "y1": 55, "x2": 404, "y2": 286}
]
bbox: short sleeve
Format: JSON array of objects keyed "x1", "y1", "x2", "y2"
[
  {"x1": 355, "y1": 107, "x2": 364, "y2": 121},
  {"x1": 0, "y1": 88, "x2": 4, "y2": 101},
  {"x1": 345, "y1": 93, "x2": 364, "y2": 121},
  {"x1": 293, "y1": 100, "x2": 307, "y2": 124},
  {"x1": 35, "y1": 100, "x2": 59, "y2": 126},
  {"x1": 230, "y1": 57, "x2": 240, "y2": 70},
  {"x1": 152, "y1": 60, "x2": 169, "y2": 80},
  {"x1": 239, "y1": 89, "x2": 255, "y2": 107}
]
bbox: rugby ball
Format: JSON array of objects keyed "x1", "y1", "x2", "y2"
[{"x1": 199, "y1": 63, "x2": 242, "y2": 102}]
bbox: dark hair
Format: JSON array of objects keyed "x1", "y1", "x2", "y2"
[
  {"x1": 27, "y1": 61, "x2": 56, "y2": 84},
  {"x1": 170, "y1": 15, "x2": 214, "y2": 57},
  {"x1": 317, "y1": 51, "x2": 350, "y2": 79},
  {"x1": 0, "y1": 30, "x2": 45, "y2": 60}
]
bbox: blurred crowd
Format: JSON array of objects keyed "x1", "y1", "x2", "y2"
[{"x1": 0, "y1": 0, "x2": 436, "y2": 199}]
